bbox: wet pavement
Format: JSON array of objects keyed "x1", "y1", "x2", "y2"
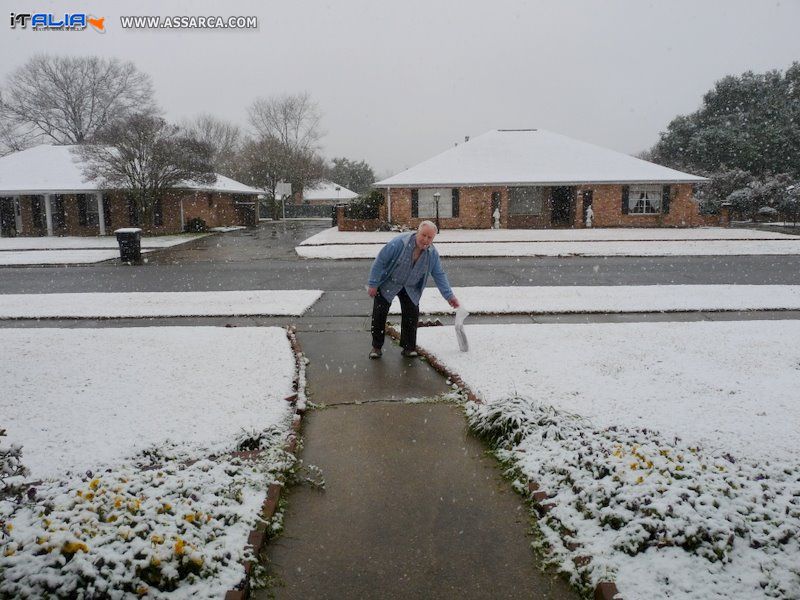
[
  {"x1": 3, "y1": 220, "x2": 800, "y2": 295},
  {"x1": 257, "y1": 329, "x2": 576, "y2": 600}
]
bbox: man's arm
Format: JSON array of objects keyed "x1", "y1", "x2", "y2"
[
  {"x1": 429, "y1": 249, "x2": 459, "y2": 307},
  {"x1": 368, "y1": 237, "x2": 403, "y2": 292}
]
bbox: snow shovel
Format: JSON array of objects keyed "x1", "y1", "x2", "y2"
[{"x1": 454, "y1": 306, "x2": 469, "y2": 352}]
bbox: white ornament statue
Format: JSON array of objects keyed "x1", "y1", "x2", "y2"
[
  {"x1": 585, "y1": 205, "x2": 594, "y2": 228},
  {"x1": 492, "y1": 207, "x2": 500, "y2": 229}
]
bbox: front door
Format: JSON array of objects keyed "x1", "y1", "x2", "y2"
[
  {"x1": 491, "y1": 191, "x2": 501, "y2": 228},
  {"x1": 550, "y1": 186, "x2": 574, "y2": 227}
]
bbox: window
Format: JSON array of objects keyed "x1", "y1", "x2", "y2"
[
  {"x1": 629, "y1": 184, "x2": 662, "y2": 214},
  {"x1": 78, "y1": 194, "x2": 99, "y2": 226},
  {"x1": 508, "y1": 187, "x2": 544, "y2": 215},
  {"x1": 417, "y1": 188, "x2": 453, "y2": 218}
]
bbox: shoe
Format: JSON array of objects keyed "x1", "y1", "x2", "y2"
[
  {"x1": 401, "y1": 349, "x2": 419, "y2": 358},
  {"x1": 369, "y1": 348, "x2": 382, "y2": 359}
]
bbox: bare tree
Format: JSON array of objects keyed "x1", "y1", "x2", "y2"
[
  {"x1": 0, "y1": 109, "x2": 29, "y2": 156},
  {"x1": 239, "y1": 135, "x2": 292, "y2": 203},
  {"x1": 239, "y1": 135, "x2": 325, "y2": 212},
  {"x1": 180, "y1": 114, "x2": 242, "y2": 177},
  {"x1": 0, "y1": 54, "x2": 155, "y2": 146},
  {"x1": 76, "y1": 113, "x2": 215, "y2": 230},
  {"x1": 247, "y1": 92, "x2": 323, "y2": 151}
]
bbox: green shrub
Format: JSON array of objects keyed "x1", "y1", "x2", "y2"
[{"x1": 184, "y1": 218, "x2": 207, "y2": 233}]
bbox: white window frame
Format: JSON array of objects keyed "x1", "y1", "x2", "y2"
[
  {"x1": 508, "y1": 187, "x2": 545, "y2": 216},
  {"x1": 81, "y1": 194, "x2": 99, "y2": 226},
  {"x1": 418, "y1": 188, "x2": 453, "y2": 218},
  {"x1": 629, "y1": 184, "x2": 662, "y2": 215}
]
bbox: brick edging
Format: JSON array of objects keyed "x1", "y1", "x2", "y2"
[
  {"x1": 388, "y1": 321, "x2": 622, "y2": 600},
  {"x1": 224, "y1": 326, "x2": 307, "y2": 600}
]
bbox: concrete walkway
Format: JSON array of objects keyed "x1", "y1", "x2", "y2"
[{"x1": 256, "y1": 331, "x2": 577, "y2": 599}]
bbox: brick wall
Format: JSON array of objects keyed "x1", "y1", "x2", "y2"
[
  {"x1": 379, "y1": 183, "x2": 724, "y2": 229},
  {"x1": 12, "y1": 191, "x2": 256, "y2": 236},
  {"x1": 587, "y1": 184, "x2": 722, "y2": 228}
]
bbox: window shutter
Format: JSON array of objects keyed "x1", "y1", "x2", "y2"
[
  {"x1": 621, "y1": 185, "x2": 629, "y2": 214},
  {"x1": 452, "y1": 189, "x2": 459, "y2": 217},
  {"x1": 411, "y1": 189, "x2": 419, "y2": 218},
  {"x1": 78, "y1": 195, "x2": 88, "y2": 226},
  {"x1": 662, "y1": 185, "x2": 671, "y2": 214}
]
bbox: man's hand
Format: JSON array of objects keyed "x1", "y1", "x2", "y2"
[
  {"x1": 448, "y1": 296, "x2": 460, "y2": 308},
  {"x1": 368, "y1": 287, "x2": 378, "y2": 298}
]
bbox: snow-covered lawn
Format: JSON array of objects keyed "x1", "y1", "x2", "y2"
[
  {"x1": 299, "y1": 226, "x2": 796, "y2": 245},
  {"x1": 0, "y1": 233, "x2": 207, "y2": 251},
  {"x1": 0, "y1": 249, "x2": 154, "y2": 266},
  {"x1": 296, "y1": 239, "x2": 800, "y2": 259},
  {"x1": 417, "y1": 322, "x2": 800, "y2": 599},
  {"x1": 0, "y1": 234, "x2": 209, "y2": 265},
  {"x1": 390, "y1": 285, "x2": 800, "y2": 314},
  {"x1": 0, "y1": 327, "x2": 298, "y2": 597},
  {"x1": 0, "y1": 290, "x2": 323, "y2": 319}
]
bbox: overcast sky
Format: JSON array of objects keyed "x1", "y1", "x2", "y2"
[{"x1": 2, "y1": 0, "x2": 799, "y2": 177}]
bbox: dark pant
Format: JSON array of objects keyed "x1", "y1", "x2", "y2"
[{"x1": 371, "y1": 288, "x2": 419, "y2": 351}]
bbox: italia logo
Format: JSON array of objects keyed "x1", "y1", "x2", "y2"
[{"x1": 10, "y1": 12, "x2": 106, "y2": 32}]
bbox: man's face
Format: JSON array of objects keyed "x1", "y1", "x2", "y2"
[{"x1": 416, "y1": 225, "x2": 436, "y2": 250}]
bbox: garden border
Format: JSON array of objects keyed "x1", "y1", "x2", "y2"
[{"x1": 224, "y1": 325, "x2": 306, "y2": 600}]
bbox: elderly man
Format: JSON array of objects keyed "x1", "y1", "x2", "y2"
[{"x1": 367, "y1": 220, "x2": 459, "y2": 358}]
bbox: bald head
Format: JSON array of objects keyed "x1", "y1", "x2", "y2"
[
  {"x1": 415, "y1": 220, "x2": 437, "y2": 251},
  {"x1": 418, "y1": 220, "x2": 437, "y2": 234}
]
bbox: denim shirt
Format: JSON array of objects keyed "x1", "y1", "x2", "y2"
[{"x1": 368, "y1": 232, "x2": 454, "y2": 306}]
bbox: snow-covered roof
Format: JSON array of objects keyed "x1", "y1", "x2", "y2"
[
  {"x1": 374, "y1": 129, "x2": 708, "y2": 188},
  {"x1": 303, "y1": 180, "x2": 359, "y2": 202},
  {"x1": 0, "y1": 144, "x2": 261, "y2": 195}
]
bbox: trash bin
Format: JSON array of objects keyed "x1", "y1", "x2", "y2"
[{"x1": 114, "y1": 227, "x2": 142, "y2": 263}]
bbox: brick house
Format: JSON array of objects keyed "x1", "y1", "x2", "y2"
[
  {"x1": 0, "y1": 145, "x2": 261, "y2": 237},
  {"x1": 372, "y1": 129, "x2": 717, "y2": 229},
  {"x1": 296, "y1": 180, "x2": 358, "y2": 206}
]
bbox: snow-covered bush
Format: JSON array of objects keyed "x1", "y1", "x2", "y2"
[
  {"x1": 0, "y1": 441, "x2": 294, "y2": 598},
  {"x1": 0, "y1": 428, "x2": 29, "y2": 499},
  {"x1": 467, "y1": 396, "x2": 800, "y2": 598}
]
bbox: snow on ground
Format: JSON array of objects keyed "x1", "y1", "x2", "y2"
[
  {"x1": 0, "y1": 234, "x2": 209, "y2": 265},
  {"x1": 0, "y1": 326, "x2": 297, "y2": 598},
  {"x1": 418, "y1": 321, "x2": 800, "y2": 460},
  {"x1": 389, "y1": 285, "x2": 800, "y2": 314},
  {"x1": 0, "y1": 327, "x2": 295, "y2": 479},
  {"x1": 0, "y1": 289, "x2": 323, "y2": 318},
  {"x1": 208, "y1": 226, "x2": 246, "y2": 232},
  {"x1": 300, "y1": 226, "x2": 796, "y2": 245},
  {"x1": 296, "y1": 239, "x2": 800, "y2": 259},
  {"x1": 0, "y1": 249, "x2": 154, "y2": 265},
  {"x1": 418, "y1": 321, "x2": 800, "y2": 599},
  {"x1": 0, "y1": 234, "x2": 207, "y2": 251}
]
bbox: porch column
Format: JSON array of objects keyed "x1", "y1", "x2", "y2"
[
  {"x1": 96, "y1": 192, "x2": 106, "y2": 235},
  {"x1": 45, "y1": 194, "x2": 54, "y2": 236},
  {"x1": 180, "y1": 198, "x2": 185, "y2": 231},
  {"x1": 14, "y1": 196, "x2": 22, "y2": 234},
  {"x1": 387, "y1": 187, "x2": 392, "y2": 222}
]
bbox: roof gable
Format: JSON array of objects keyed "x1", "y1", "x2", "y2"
[
  {"x1": 374, "y1": 129, "x2": 707, "y2": 187},
  {"x1": 0, "y1": 144, "x2": 261, "y2": 195}
]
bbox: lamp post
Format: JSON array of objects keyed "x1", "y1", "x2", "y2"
[
  {"x1": 281, "y1": 194, "x2": 287, "y2": 220},
  {"x1": 433, "y1": 191, "x2": 441, "y2": 231}
]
